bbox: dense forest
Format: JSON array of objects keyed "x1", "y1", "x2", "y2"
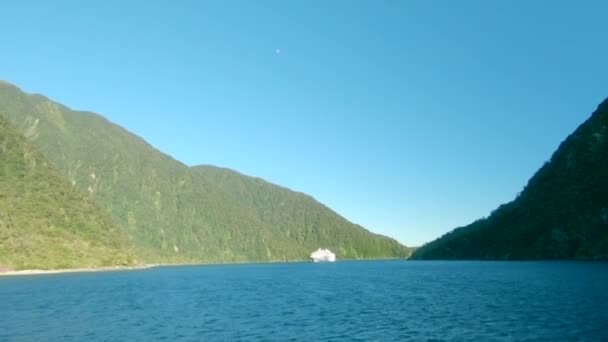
[
  {"x1": 0, "y1": 81, "x2": 411, "y2": 267},
  {"x1": 0, "y1": 116, "x2": 134, "y2": 270},
  {"x1": 412, "y1": 98, "x2": 608, "y2": 260},
  {"x1": 194, "y1": 165, "x2": 410, "y2": 259}
]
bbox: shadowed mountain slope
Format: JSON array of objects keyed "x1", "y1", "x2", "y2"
[{"x1": 413, "y1": 98, "x2": 608, "y2": 260}]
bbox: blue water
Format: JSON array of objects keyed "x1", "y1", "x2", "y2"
[{"x1": 1, "y1": 261, "x2": 607, "y2": 341}]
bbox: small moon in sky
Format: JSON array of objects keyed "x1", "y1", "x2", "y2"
[{"x1": 275, "y1": 48, "x2": 281, "y2": 54}]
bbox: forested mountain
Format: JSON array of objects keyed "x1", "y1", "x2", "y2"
[
  {"x1": 0, "y1": 115, "x2": 134, "y2": 270},
  {"x1": 412, "y1": 98, "x2": 608, "y2": 260},
  {"x1": 194, "y1": 165, "x2": 410, "y2": 259},
  {"x1": 0, "y1": 81, "x2": 410, "y2": 265}
]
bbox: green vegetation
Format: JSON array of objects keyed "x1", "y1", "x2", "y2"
[
  {"x1": 194, "y1": 165, "x2": 411, "y2": 259},
  {"x1": 0, "y1": 116, "x2": 134, "y2": 270},
  {"x1": 0, "y1": 81, "x2": 410, "y2": 266},
  {"x1": 412, "y1": 98, "x2": 608, "y2": 260}
]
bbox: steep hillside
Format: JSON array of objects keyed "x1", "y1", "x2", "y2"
[
  {"x1": 194, "y1": 165, "x2": 411, "y2": 258},
  {"x1": 0, "y1": 116, "x2": 134, "y2": 270},
  {"x1": 0, "y1": 81, "x2": 409, "y2": 263},
  {"x1": 412, "y1": 98, "x2": 608, "y2": 260}
]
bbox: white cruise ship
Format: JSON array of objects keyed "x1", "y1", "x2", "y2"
[{"x1": 310, "y1": 248, "x2": 336, "y2": 262}]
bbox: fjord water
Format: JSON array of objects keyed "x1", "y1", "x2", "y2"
[{"x1": 1, "y1": 261, "x2": 607, "y2": 341}]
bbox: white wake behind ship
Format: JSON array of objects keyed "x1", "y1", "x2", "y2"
[{"x1": 310, "y1": 248, "x2": 336, "y2": 262}]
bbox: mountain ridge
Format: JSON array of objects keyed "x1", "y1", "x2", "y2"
[{"x1": 0, "y1": 80, "x2": 411, "y2": 266}]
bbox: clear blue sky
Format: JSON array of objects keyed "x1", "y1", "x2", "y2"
[{"x1": 1, "y1": 1, "x2": 607, "y2": 246}]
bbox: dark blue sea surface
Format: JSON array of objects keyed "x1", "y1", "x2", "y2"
[{"x1": 1, "y1": 261, "x2": 607, "y2": 341}]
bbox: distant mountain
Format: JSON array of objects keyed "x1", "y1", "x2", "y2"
[
  {"x1": 412, "y1": 98, "x2": 608, "y2": 260},
  {"x1": 0, "y1": 116, "x2": 133, "y2": 270},
  {"x1": 194, "y1": 165, "x2": 410, "y2": 259},
  {"x1": 0, "y1": 81, "x2": 410, "y2": 265}
]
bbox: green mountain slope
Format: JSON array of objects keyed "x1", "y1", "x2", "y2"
[
  {"x1": 412, "y1": 98, "x2": 608, "y2": 260},
  {"x1": 0, "y1": 116, "x2": 133, "y2": 270},
  {"x1": 194, "y1": 165, "x2": 411, "y2": 258},
  {"x1": 0, "y1": 81, "x2": 409, "y2": 263}
]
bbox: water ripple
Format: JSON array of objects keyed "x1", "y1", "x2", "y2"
[{"x1": 1, "y1": 261, "x2": 607, "y2": 341}]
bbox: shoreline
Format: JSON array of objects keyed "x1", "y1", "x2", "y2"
[
  {"x1": 0, "y1": 264, "x2": 155, "y2": 277},
  {"x1": 0, "y1": 257, "x2": 412, "y2": 277},
  {"x1": 1, "y1": 258, "x2": 603, "y2": 277}
]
